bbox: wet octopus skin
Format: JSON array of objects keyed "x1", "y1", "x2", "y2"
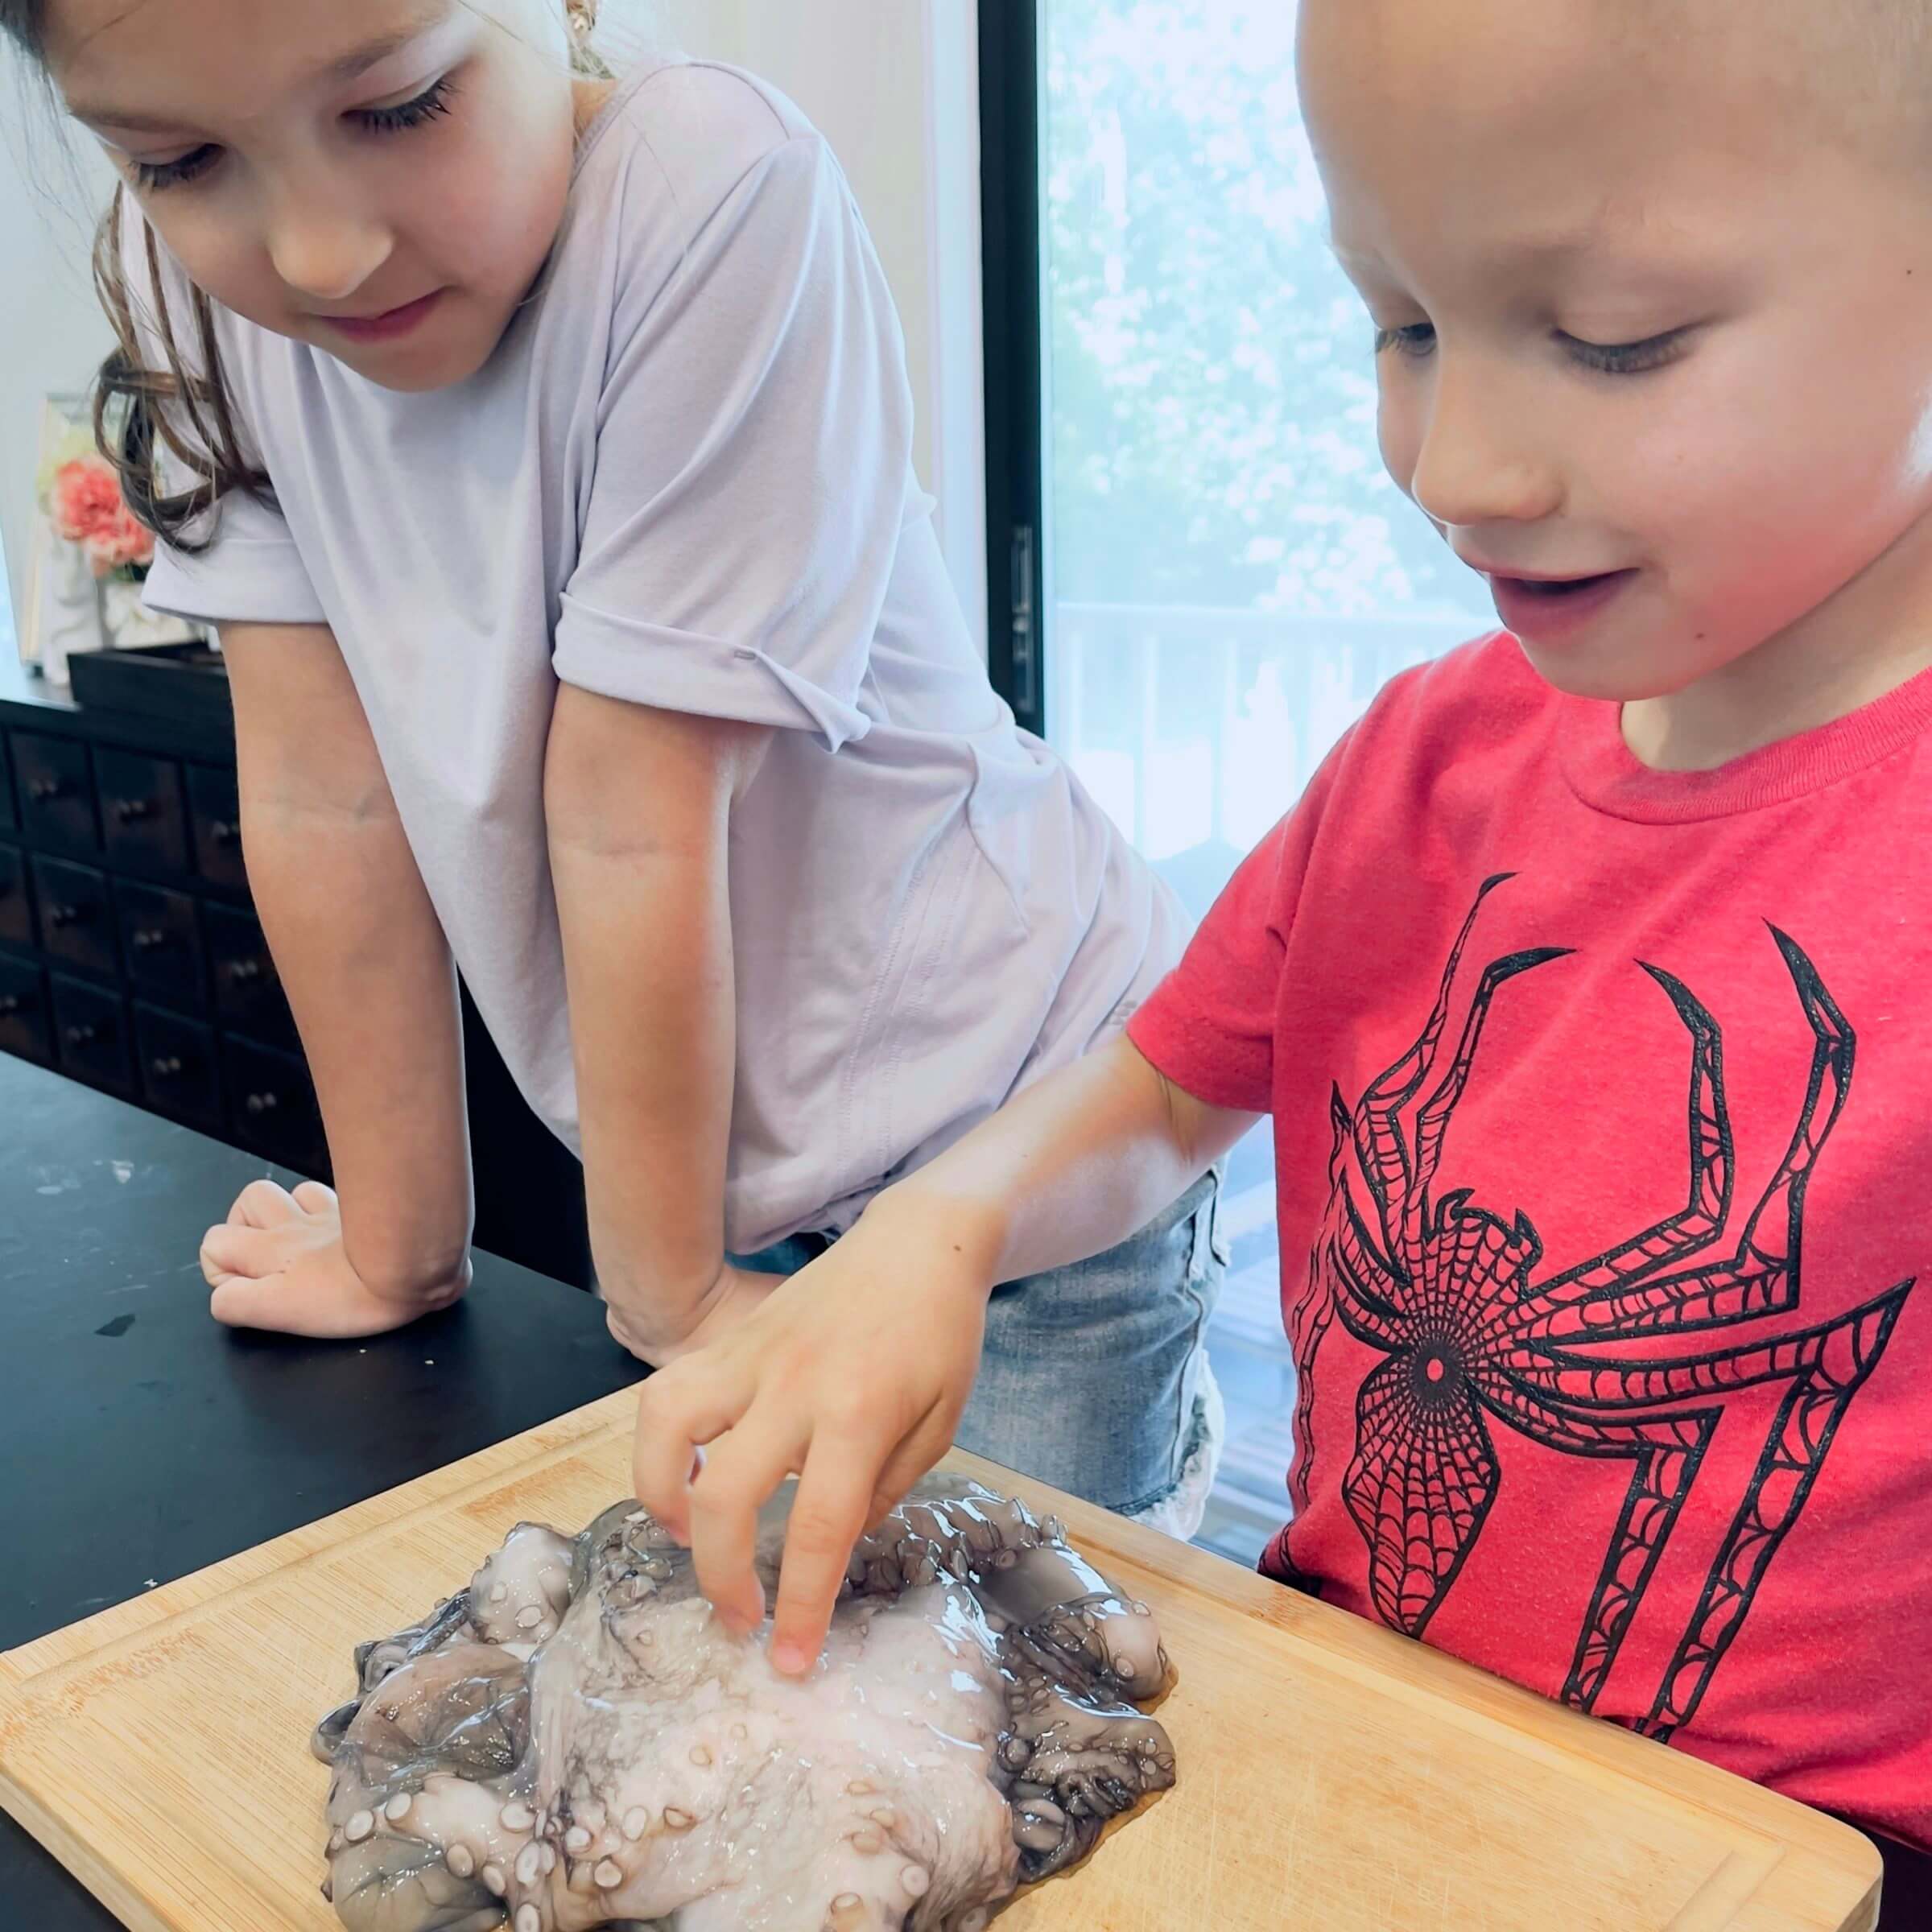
[{"x1": 312, "y1": 1475, "x2": 1179, "y2": 1931}]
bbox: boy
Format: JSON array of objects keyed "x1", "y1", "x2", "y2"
[{"x1": 634, "y1": 0, "x2": 1931, "y2": 1900}]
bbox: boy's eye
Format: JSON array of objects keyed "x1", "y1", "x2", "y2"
[
  {"x1": 1373, "y1": 323, "x2": 1437, "y2": 361},
  {"x1": 130, "y1": 74, "x2": 459, "y2": 194},
  {"x1": 1559, "y1": 328, "x2": 1689, "y2": 375}
]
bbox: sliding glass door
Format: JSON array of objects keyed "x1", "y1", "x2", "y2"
[{"x1": 981, "y1": 0, "x2": 1494, "y2": 1561}]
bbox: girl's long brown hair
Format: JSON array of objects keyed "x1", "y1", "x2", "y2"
[
  {"x1": 6, "y1": 0, "x2": 613, "y2": 551},
  {"x1": 92, "y1": 190, "x2": 275, "y2": 551}
]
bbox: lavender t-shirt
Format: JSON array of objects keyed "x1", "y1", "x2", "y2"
[{"x1": 139, "y1": 58, "x2": 1184, "y2": 1251}]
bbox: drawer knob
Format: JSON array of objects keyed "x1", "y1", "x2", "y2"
[
  {"x1": 112, "y1": 797, "x2": 154, "y2": 824},
  {"x1": 151, "y1": 1055, "x2": 184, "y2": 1078},
  {"x1": 209, "y1": 819, "x2": 242, "y2": 846},
  {"x1": 64, "y1": 1023, "x2": 99, "y2": 1046},
  {"x1": 245, "y1": 1090, "x2": 280, "y2": 1115},
  {"x1": 26, "y1": 776, "x2": 64, "y2": 803},
  {"x1": 47, "y1": 902, "x2": 87, "y2": 929},
  {"x1": 228, "y1": 959, "x2": 264, "y2": 984},
  {"x1": 131, "y1": 927, "x2": 170, "y2": 951}
]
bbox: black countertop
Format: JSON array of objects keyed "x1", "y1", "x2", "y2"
[{"x1": 0, "y1": 1055, "x2": 640, "y2": 1927}]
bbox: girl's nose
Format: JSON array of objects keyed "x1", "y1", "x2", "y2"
[
  {"x1": 265, "y1": 198, "x2": 394, "y2": 306},
  {"x1": 1403, "y1": 353, "x2": 1563, "y2": 532}
]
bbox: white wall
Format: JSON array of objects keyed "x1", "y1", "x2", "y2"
[
  {"x1": 0, "y1": 104, "x2": 120, "y2": 650},
  {"x1": 0, "y1": 5, "x2": 988, "y2": 652},
  {"x1": 643, "y1": 0, "x2": 989, "y2": 649}
]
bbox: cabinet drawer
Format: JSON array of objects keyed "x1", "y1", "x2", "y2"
[
  {"x1": 184, "y1": 763, "x2": 247, "y2": 890},
  {"x1": 220, "y1": 1036, "x2": 324, "y2": 1174},
  {"x1": 97, "y1": 747, "x2": 191, "y2": 877},
  {"x1": 49, "y1": 974, "x2": 133, "y2": 1095},
  {"x1": 134, "y1": 1004, "x2": 222, "y2": 1130},
  {"x1": 0, "y1": 840, "x2": 33, "y2": 952},
  {"x1": 32, "y1": 855, "x2": 118, "y2": 980},
  {"x1": 13, "y1": 732, "x2": 97, "y2": 855},
  {"x1": 0, "y1": 953, "x2": 51, "y2": 1065},
  {"x1": 203, "y1": 902, "x2": 296, "y2": 1046},
  {"x1": 116, "y1": 880, "x2": 208, "y2": 1011}
]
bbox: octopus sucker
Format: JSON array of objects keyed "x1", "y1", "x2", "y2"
[{"x1": 314, "y1": 1476, "x2": 1176, "y2": 1929}]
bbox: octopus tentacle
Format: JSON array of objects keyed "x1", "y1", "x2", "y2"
[{"x1": 469, "y1": 1524, "x2": 578, "y2": 1646}]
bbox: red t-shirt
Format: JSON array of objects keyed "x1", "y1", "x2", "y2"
[{"x1": 1128, "y1": 633, "x2": 1932, "y2": 1851}]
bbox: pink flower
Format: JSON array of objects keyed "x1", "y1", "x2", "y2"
[
  {"x1": 49, "y1": 454, "x2": 153, "y2": 578},
  {"x1": 51, "y1": 455, "x2": 123, "y2": 543},
  {"x1": 82, "y1": 504, "x2": 155, "y2": 576}
]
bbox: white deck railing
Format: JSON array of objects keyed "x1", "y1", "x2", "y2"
[{"x1": 1050, "y1": 601, "x2": 1479, "y2": 887}]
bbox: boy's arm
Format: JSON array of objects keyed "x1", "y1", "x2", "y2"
[
  {"x1": 877, "y1": 1026, "x2": 1256, "y2": 1286},
  {"x1": 203, "y1": 623, "x2": 473, "y2": 1329},
  {"x1": 544, "y1": 684, "x2": 778, "y2": 1363},
  {"x1": 631, "y1": 1030, "x2": 1258, "y2": 1671}
]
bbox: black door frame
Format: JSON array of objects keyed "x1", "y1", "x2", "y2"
[{"x1": 977, "y1": 0, "x2": 1047, "y2": 737}]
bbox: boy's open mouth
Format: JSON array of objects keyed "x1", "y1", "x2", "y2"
[
  {"x1": 1484, "y1": 568, "x2": 1638, "y2": 638},
  {"x1": 1493, "y1": 569, "x2": 1634, "y2": 599}
]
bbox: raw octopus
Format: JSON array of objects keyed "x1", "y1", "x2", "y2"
[{"x1": 312, "y1": 1474, "x2": 1179, "y2": 1930}]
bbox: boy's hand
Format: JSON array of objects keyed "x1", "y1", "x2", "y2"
[
  {"x1": 603, "y1": 1262, "x2": 779, "y2": 1368},
  {"x1": 630, "y1": 1198, "x2": 993, "y2": 1677},
  {"x1": 200, "y1": 1179, "x2": 469, "y2": 1338}
]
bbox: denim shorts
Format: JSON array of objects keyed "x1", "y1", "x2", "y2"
[{"x1": 734, "y1": 1169, "x2": 1228, "y2": 1534}]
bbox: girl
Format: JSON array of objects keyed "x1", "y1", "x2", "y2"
[{"x1": 7, "y1": 0, "x2": 1226, "y2": 1540}]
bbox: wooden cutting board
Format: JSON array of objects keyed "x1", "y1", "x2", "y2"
[{"x1": 0, "y1": 1392, "x2": 1881, "y2": 1932}]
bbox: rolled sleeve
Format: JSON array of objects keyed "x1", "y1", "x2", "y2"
[
  {"x1": 551, "y1": 134, "x2": 914, "y2": 752},
  {"x1": 551, "y1": 599, "x2": 869, "y2": 745},
  {"x1": 140, "y1": 493, "x2": 328, "y2": 629}
]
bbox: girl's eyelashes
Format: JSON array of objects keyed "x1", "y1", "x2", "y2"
[
  {"x1": 130, "y1": 73, "x2": 461, "y2": 193},
  {"x1": 132, "y1": 146, "x2": 221, "y2": 193},
  {"x1": 354, "y1": 71, "x2": 460, "y2": 135}
]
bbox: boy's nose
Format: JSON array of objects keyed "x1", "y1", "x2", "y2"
[
  {"x1": 264, "y1": 200, "x2": 394, "y2": 308},
  {"x1": 1404, "y1": 358, "x2": 1563, "y2": 531}
]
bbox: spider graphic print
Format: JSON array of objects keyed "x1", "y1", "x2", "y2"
[{"x1": 1286, "y1": 875, "x2": 1913, "y2": 1740}]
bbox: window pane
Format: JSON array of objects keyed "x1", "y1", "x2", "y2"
[
  {"x1": 1038, "y1": 0, "x2": 1496, "y2": 1564},
  {"x1": 1041, "y1": 0, "x2": 1494, "y2": 900}
]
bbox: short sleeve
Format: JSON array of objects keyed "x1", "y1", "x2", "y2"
[
  {"x1": 551, "y1": 134, "x2": 913, "y2": 750},
  {"x1": 111, "y1": 202, "x2": 325, "y2": 630},
  {"x1": 1126, "y1": 741, "x2": 1348, "y2": 1113}
]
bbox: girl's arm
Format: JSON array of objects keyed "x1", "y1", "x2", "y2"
[
  {"x1": 199, "y1": 624, "x2": 473, "y2": 1334},
  {"x1": 630, "y1": 1030, "x2": 1260, "y2": 1671},
  {"x1": 544, "y1": 684, "x2": 776, "y2": 1362}
]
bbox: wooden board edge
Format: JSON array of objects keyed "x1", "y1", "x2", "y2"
[{"x1": 0, "y1": 1758, "x2": 171, "y2": 1932}]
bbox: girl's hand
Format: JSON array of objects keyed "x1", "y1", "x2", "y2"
[
  {"x1": 200, "y1": 1179, "x2": 469, "y2": 1339},
  {"x1": 630, "y1": 1199, "x2": 993, "y2": 1676}
]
